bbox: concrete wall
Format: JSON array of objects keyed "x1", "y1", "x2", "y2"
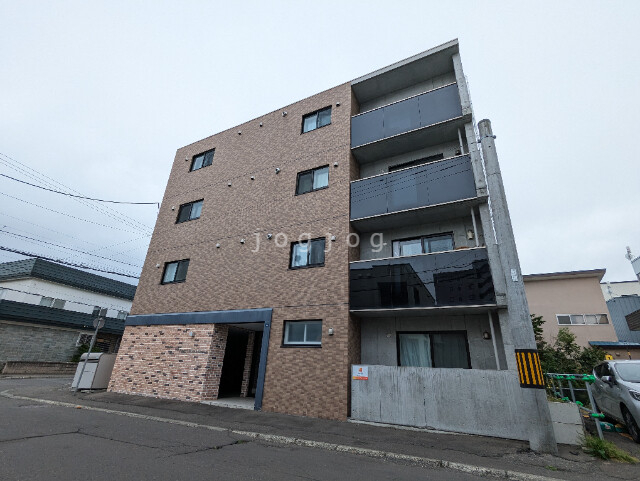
[
  {"x1": 358, "y1": 141, "x2": 462, "y2": 179},
  {"x1": 358, "y1": 72, "x2": 456, "y2": 113},
  {"x1": 360, "y1": 314, "x2": 500, "y2": 370},
  {"x1": 524, "y1": 276, "x2": 618, "y2": 347},
  {"x1": 351, "y1": 365, "x2": 529, "y2": 440},
  {"x1": 548, "y1": 402, "x2": 583, "y2": 445},
  {"x1": 0, "y1": 320, "x2": 85, "y2": 366},
  {"x1": 357, "y1": 215, "x2": 484, "y2": 261},
  {"x1": 0, "y1": 278, "x2": 132, "y2": 318}
]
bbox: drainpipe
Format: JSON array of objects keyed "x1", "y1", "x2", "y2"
[{"x1": 478, "y1": 119, "x2": 557, "y2": 455}]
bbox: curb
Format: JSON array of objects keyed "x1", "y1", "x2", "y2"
[{"x1": 0, "y1": 389, "x2": 562, "y2": 481}]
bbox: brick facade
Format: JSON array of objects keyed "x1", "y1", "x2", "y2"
[
  {"x1": 110, "y1": 83, "x2": 359, "y2": 419},
  {"x1": 109, "y1": 324, "x2": 228, "y2": 401},
  {"x1": 240, "y1": 331, "x2": 255, "y2": 397}
]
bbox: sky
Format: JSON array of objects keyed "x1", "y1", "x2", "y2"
[{"x1": 0, "y1": 1, "x2": 638, "y2": 284}]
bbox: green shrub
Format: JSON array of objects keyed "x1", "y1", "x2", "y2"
[{"x1": 581, "y1": 435, "x2": 638, "y2": 463}]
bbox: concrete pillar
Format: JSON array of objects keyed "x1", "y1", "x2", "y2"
[
  {"x1": 478, "y1": 119, "x2": 557, "y2": 454},
  {"x1": 453, "y1": 54, "x2": 472, "y2": 117}
]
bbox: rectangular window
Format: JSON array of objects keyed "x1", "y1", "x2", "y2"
[
  {"x1": 176, "y1": 200, "x2": 204, "y2": 223},
  {"x1": 190, "y1": 149, "x2": 214, "y2": 172},
  {"x1": 392, "y1": 233, "x2": 454, "y2": 257},
  {"x1": 283, "y1": 320, "x2": 322, "y2": 346},
  {"x1": 301, "y1": 107, "x2": 331, "y2": 133},
  {"x1": 295, "y1": 166, "x2": 329, "y2": 195},
  {"x1": 40, "y1": 296, "x2": 54, "y2": 307},
  {"x1": 52, "y1": 299, "x2": 66, "y2": 309},
  {"x1": 397, "y1": 331, "x2": 470, "y2": 369},
  {"x1": 162, "y1": 259, "x2": 190, "y2": 284},
  {"x1": 116, "y1": 310, "x2": 128, "y2": 320},
  {"x1": 556, "y1": 314, "x2": 610, "y2": 325},
  {"x1": 388, "y1": 153, "x2": 445, "y2": 172},
  {"x1": 290, "y1": 238, "x2": 325, "y2": 269}
]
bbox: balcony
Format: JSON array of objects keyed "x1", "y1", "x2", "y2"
[
  {"x1": 350, "y1": 155, "x2": 481, "y2": 231},
  {"x1": 349, "y1": 248, "x2": 496, "y2": 315},
  {"x1": 351, "y1": 84, "x2": 467, "y2": 163}
]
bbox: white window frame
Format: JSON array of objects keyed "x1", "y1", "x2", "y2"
[{"x1": 556, "y1": 314, "x2": 609, "y2": 325}]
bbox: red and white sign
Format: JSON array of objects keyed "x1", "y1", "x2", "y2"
[{"x1": 352, "y1": 365, "x2": 368, "y2": 380}]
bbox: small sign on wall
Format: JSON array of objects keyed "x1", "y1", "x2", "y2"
[{"x1": 352, "y1": 365, "x2": 368, "y2": 380}]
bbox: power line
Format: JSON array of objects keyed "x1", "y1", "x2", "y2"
[
  {"x1": 0, "y1": 153, "x2": 154, "y2": 233},
  {"x1": 0, "y1": 247, "x2": 140, "y2": 279},
  {"x1": 0, "y1": 213, "x2": 148, "y2": 264},
  {"x1": 0, "y1": 173, "x2": 159, "y2": 205},
  {"x1": 0, "y1": 229, "x2": 143, "y2": 269},
  {"x1": 0, "y1": 286, "x2": 132, "y2": 311},
  {"x1": 0, "y1": 191, "x2": 153, "y2": 235}
]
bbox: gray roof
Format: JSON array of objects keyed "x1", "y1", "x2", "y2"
[
  {"x1": 0, "y1": 258, "x2": 136, "y2": 300},
  {"x1": 589, "y1": 341, "x2": 640, "y2": 348}
]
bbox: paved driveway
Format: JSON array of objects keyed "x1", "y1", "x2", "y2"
[{"x1": 0, "y1": 378, "x2": 480, "y2": 481}]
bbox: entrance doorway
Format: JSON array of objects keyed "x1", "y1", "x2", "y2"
[{"x1": 218, "y1": 328, "x2": 249, "y2": 398}]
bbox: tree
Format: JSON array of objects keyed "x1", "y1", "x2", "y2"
[{"x1": 531, "y1": 314, "x2": 606, "y2": 374}]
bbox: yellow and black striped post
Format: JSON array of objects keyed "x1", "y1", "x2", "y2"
[{"x1": 515, "y1": 349, "x2": 545, "y2": 389}]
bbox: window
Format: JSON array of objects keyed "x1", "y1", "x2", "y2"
[
  {"x1": 39, "y1": 297, "x2": 66, "y2": 309},
  {"x1": 557, "y1": 314, "x2": 609, "y2": 325},
  {"x1": 388, "y1": 153, "x2": 444, "y2": 172},
  {"x1": 290, "y1": 238, "x2": 325, "y2": 269},
  {"x1": 392, "y1": 233, "x2": 454, "y2": 257},
  {"x1": 301, "y1": 107, "x2": 331, "y2": 133},
  {"x1": 190, "y1": 149, "x2": 214, "y2": 171},
  {"x1": 397, "y1": 331, "x2": 470, "y2": 369},
  {"x1": 176, "y1": 200, "x2": 203, "y2": 223},
  {"x1": 116, "y1": 310, "x2": 128, "y2": 320},
  {"x1": 283, "y1": 320, "x2": 322, "y2": 346},
  {"x1": 162, "y1": 259, "x2": 190, "y2": 284},
  {"x1": 295, "y1": 166, "x2": 329, "y2": 195}
]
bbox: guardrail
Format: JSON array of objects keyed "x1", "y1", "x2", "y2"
[{"x1": 546, "y1": 373, "x2": 605, "y2": 440}]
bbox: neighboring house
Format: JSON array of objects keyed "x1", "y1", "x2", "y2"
[
  {"x1": 601, "y1": 280, "x2": 640, "y2": 300},
  {"x1": 0, "y1": 258, "x2": 136, "y2": 369},
  {"x1": 109, "y1": 40, "x2": 556, "y2": 451},
  {"x1": 523, "y1": 270, "x2": 618, "y2": 348},
  {"x1": 601, "y1": 278, "x2": 640, "y2": 357}
]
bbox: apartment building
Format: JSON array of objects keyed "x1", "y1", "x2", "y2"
[
  {"x1": 109, "y1": 40, "x2": 556, "y2": 452},
  {"x1": 0, "y1": 257, "x2": 134, "y2": 369}
]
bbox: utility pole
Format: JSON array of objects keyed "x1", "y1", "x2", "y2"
[
  {"x1": 625, "y1": 247, "x2": 640, "y2": 283},
  {"x1": 478, "y1": 119, "x2": 558, "y2": 454}
]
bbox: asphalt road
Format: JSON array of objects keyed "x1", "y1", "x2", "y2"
[{"x1": 0, "y1": 378, "x2": 482, "y2": 481}]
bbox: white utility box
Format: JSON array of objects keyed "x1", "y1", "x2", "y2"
[{"x1": 71, "y1": 353, "x2": 116, "y2": 390}]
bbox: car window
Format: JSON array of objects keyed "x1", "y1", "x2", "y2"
[
  {"x1": 594, "y1": 364, "x2": 603, "y2": 377},
  {"x1": 614, "y1": 363, "x2": 640, "y2": 382}
]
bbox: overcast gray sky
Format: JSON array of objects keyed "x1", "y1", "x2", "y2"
[{"x1": 1, "y1": 1, "x2": 638, "y2": 284}]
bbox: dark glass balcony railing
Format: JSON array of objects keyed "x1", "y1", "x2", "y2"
[
  {"x1": 351, "y1": 83, "x2": 463, "y2": 149},
  {"x1": 350, "y1": 155, "x2": 477, "y2": 220},
  {"x1": 349, "y1": 248, "x2": 495, "y2": 311}
]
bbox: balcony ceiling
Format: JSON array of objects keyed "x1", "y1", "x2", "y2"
[
  {"x1": 350, "y1": 304, "x2": 501, "y2": 318},
  {"x1": 351, "y1": 39, "x2": 459, "y2": 105},
  {"x1": 351, "y1": 196, "x2": 486, "y2": 233},
  {"x1": 351, "y1": 115, "x2": 470, "y2": 164}
]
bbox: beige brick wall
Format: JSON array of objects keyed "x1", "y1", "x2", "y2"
[{"x1": 111, "y1": 83, "x2": 359, "y2": 419}]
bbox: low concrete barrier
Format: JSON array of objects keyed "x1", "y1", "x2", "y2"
[
  {"x1": 1, "y1": 361, "x2": 77, "y2": 375},
  {"x1": 351, "y1": 365, "x2": 529, "y2": 441}
]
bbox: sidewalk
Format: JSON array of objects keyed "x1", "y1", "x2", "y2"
[{"x1": 2, "y1": 377, "x2": 639, "y2": 480}]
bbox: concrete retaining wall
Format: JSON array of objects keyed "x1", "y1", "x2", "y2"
[
  {"x1": 547, "y1": 402, "x2": 583, "y2": 445},
  {"x1": 2, "y1": 361, "x2": 77, "y2": 375},
  {"x1": 351, "y1": 365, "x2": 529, "y2": 440}
]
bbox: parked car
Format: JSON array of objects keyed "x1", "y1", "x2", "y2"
[{"x1": 592, "y1": 360, "x2": 640, "y2": 442}]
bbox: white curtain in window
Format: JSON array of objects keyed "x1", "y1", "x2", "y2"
[
  {"x1": 399, "y1": 334, "x2": 432, "y2": 367},
  {"x1": 291, "y1": 243, "x2": 308, "y2": 267},
  {"x1": 313, "y1": 167, "x2": 329, "y2": 189}
]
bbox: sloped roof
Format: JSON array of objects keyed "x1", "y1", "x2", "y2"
[{"x1": 0, "y1": 258, "x2": 136, "y2": 300}]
